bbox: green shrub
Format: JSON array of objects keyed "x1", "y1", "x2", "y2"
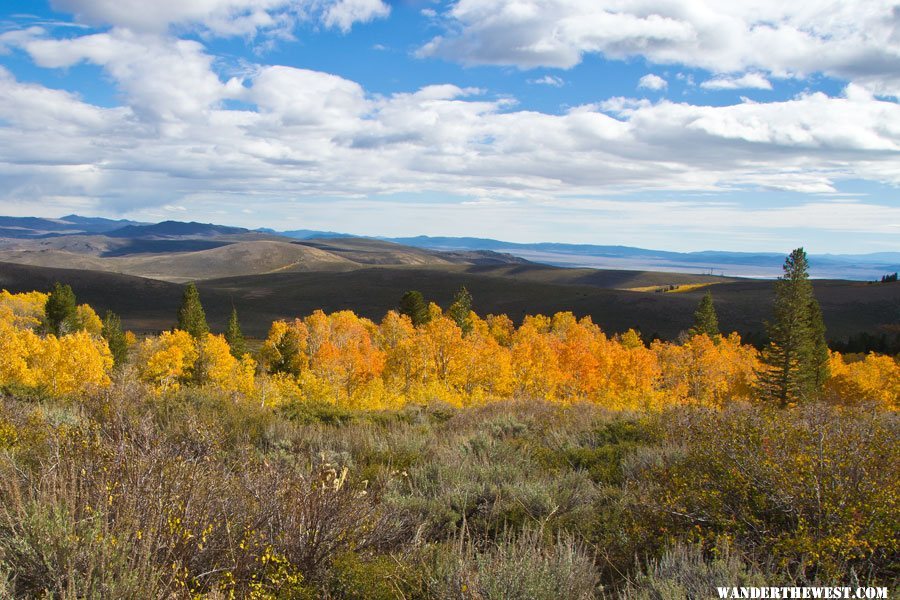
[
  {"x1": 419, "y1": 528, "x2": 599, "y2": 600},
  {"x1": 618, "y1": 542, "x2": 767, "y2": 600}
]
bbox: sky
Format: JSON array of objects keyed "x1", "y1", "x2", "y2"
[{"x1": 0, "y1": 0, "x2": 898, "y2": 253}]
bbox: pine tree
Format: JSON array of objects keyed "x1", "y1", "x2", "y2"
[
  {"x1": 177, "y1": 282, "x2": 209, "y2": 339},
  {"x1": 448, "y1": 286, "x2": 474, "y2": 335},
  {"x1": 689, "y1": 291, "x2": 720, "y2": 339},
  {"x1": 807, "y1": 298, "x2": 830, "y2": 391},
  {"x1": 225, "y1": 307, "x2": 247, "y2": 359},
  {"x1": 399, "y1": 290, "x2": 430, "y2": 327},
  {"x1": 757, "y1": 248, "x2": 829, "y2": 406},
  {"x1": 45, "y1": 282, "x2": 77, "y2": 336},
  {"x1": 101, "y1": 310, "x2": 128, "y2": 368},
  {"x1": 272, "y1": 328, "x2": 303, "y2": 377}
]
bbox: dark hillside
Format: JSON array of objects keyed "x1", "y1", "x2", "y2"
[{"x1": 2, "y1": 262, "x2": 897, "y2": 342}]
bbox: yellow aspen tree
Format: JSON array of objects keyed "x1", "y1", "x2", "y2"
[
  {"x1": 137, "y1": 330, "x2": 199, "y2": 392},
  {"x1": 653, "y1": 333, "x2": 758, "y2": 405},
  {"x1": 825, "y1": 352, "x2": 900, "y2": 409},
  {"x1": 455, "y1": 312, "x2": 513, "y2": 400},
  {"x1": 305, "y1": 311, "x2": 385, "y2": 406},
  {"x1": 415, "y1": 312, "x2": 464, "y2": 384},
  {"x1": 593, "y1": 330, "x2": 660, "y2": 409},
  {"x1": 378, "y1": 310, "x2": 418, "y2": 394},
  {"x1": 196, "y1": 333, "x2": 257, "y2": 396},
  {"x1": 0, "y1": 318, "x2": 41, "y2": 388},
  {"x1": 510, "y1": 315, "x2": 562, "y2": 401},
  {"x1": 551, "y1": 313, "x2": 605, "y2": 400},
  {"x1": 486, "y1": 313, "x2": 515, "y2": 346},
  {"x1": 74, "y1": 304, "x2": 103, "y2": 336},
  {"x1": 31, "y1": 331, "x2": 113, "y2": 396},
  {"x1": 0, "y1": 290, "x2": 49, "y2": 330}
]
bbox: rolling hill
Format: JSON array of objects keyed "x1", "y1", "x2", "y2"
[
  {"x1": 0, "y1": 232, "x2": 527, "y2": 282},
  {"x1": 0, "y1": 215, "x2": 896, "y2": 343},
  {"x1": 1, "y1": 260, "x2": 896, "y2": 343}
]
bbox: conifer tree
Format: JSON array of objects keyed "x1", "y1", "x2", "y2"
[
  {"x1": 757, "y1": 248, "x2": 829, "y2": 406},
  {"x1": 225, "y1": 307, "x2": 247, "y2": 359},
  {"x1": 45, "y1": 282, "x2": 77, "y2": 336},
  {"x1": 399, "y1": 290, "x2": 430, "y2": 327},
  {"x1": 807, "y1": 298, "x2": 830, "y2": 391},
  {"x1": 177, "y1": 282, "x2": 209, "y2": 339},
  {"x1": 101, "y1": 310, "x2": 128, "y2": 368},
  {"x1": 272, "y1": 328, "x2": 303, "y2": 377},
  {"x1": 689, "y1": 291, "x2": 720, "y2": 339},
  {"x1": 448, "y1": 286, "x2": 474, "y2": 335}
]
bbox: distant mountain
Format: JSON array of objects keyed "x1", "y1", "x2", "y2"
[
  {"x1": 384, "y1": 236, "x2": 900, "y2": 280},
  {"x1": 0, "y1": 215, "x2": 143, "y2": 238},
  {"x1": 263, "y1": 228, "x2": 356, "y2": 240},
  {"x1": 107, "y1": 221, "x2": 248, "y2": 239},
  {"x1": 0, "y1": 215, "x2": 896, "y2": 280}
]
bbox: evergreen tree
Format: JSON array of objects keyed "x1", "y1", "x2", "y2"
[
  {"x1": 689, "y1": 291, "x2": 720, "y2": 339},
  {"x1": 448, "y1": 286, "x2": 474, "y2": 335},
  {"x1": 225, "y1": 307, "x2": 247, "y2": 359},
  {"x1": 101, "y1": 310, "x2": 128, "y2": 368},
  {"x1": 399, "y1": 290, "x2": 430, "y2": 327},
  {"x1": 757, "y1": 248, "x2": 829, "y2": 406},
  {"x1": 272, "y1": 328, "x2": 303, "y2": 377},
  {"x1": 807, "y1": 298, "x2": 830, "y2": 391},
  {"x1": 177, "y1": 282, "x2": 209, "y2": 339},
  {"x1": 44, "y1": 282, "x2": 77, "y2": 336}
]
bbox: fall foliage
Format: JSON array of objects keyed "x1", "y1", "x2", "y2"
[
  {"x1": 0, "y1": 287, "x2": 896, "y2": 412},
  {"x1": 0, "y1": 286, "x2": 896, "y2": 597}
]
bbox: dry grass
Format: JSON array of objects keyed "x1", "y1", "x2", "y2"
[{"x1": 0, "y1": 384, "x2": 897, "y2": 598}]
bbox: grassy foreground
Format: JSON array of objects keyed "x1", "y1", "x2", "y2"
[{"x1": 0, "y1": 381, "x2": 897, "y2": 599}]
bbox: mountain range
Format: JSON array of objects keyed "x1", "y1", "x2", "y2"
[
  {"x1": 0, "y1": 215, "x2": 896, "y2": 280},
  {"x1": 0, "y1": 215, "x2": 900, "y2": 281}
]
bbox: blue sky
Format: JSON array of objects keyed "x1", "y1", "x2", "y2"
[{"x1": 0, "y1": 0, "x2": 898, "y2": 253}]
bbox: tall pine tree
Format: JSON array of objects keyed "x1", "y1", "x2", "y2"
[
  {"x1": 448, "y1": 286, "x2": 473, "y2": 335},
  {"x1": 399, "y1": 290, "x2": 430, "y2": 327},
  {"x1": 45, "y1": 282, "x2": 77, "y2": 336},
  {"x1": 225, "y1": 307, "x2": 247, "y2": 359},
  {"x1": 689, "y1": 291, "x2": 720, "y2": 339},
  {"x1": 101, "y1": 310, "x2": 129, "y2": 368},
  {"x1": 177, "y1": 282, "x2": 209, "y2": 339},
  {"x1": 757, "y1": 248, "x2": 829, "y2": 406}
]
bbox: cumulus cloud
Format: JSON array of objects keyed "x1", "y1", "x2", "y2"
[
  {"x1": 418, "y1": 0, "x2": 900, "y2": 96},
  {"x1": 0, "y1": 51, "x2": 897, "y2": 217},
  {"x1": 701, "y1": 72, "x2": 772, "y2": 90},
  {"x1": 322, "y1": 0, "x2": 390, "y2": 33},
  {"x1": 25, "y1": 30, "x2": 244, "y2": 122},
  {"x1": 49, "y1": 0, "x2": 389, "y2": 36},
  {"x1": 638, "y1": 74, "x2": 667, "y2": 90},
  {"x1": 528, "y1": 74, "x2": 565, "y2": 87}
]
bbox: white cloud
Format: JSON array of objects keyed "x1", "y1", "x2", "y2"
[
  {"x1": 527, "y1": 75, "x2": 565, "y2": 87},
  {"x1": 49, "y1": 0, "x2": 389, "y2": 37},
  {"x1": 418, "y1": 0, "x2": 900, "y2": 96},
  {"x1": 322, "y1": 0, "x2": 390, "y2": 33},
  {"x1": 701, "y1": 72, "x2": 772, "y2": 90},
  {"x1": 638, "y1": 73, "x2": 667, "y2": 90},
  {"x1": 0, "y1": 54, "x2": 897, "y2": 218},
  {"x1": 24, "y1": 30, "x2": 243, "y2": 122},
  {"x1": 50, "y1": 0, "x2": 293, "y2": 35},
  {"x1": 0, "y1": 10, "x2": 899, "y2": 252},
  {"x1": 0, "y1": 27, "x2": 46, "y2": 54}
]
